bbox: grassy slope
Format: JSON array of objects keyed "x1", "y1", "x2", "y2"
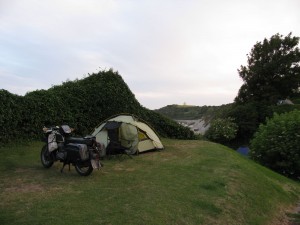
[{"x1": 0, "y1": 140, "x2": 299, "y2": 225}]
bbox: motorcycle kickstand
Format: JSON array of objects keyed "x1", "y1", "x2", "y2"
[{"x1": 60, "y1": 162, "x2": 71, "y2": 173}]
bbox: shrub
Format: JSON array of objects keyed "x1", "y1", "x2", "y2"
[
  {"x1": 0, "y1": 90, "x2": 24, "y2": 143},
  {"x1": 250, "y1": 110, "x2": 300, "y2": 178},
  {"x1": 0, "y1": 69, "x2": 194, "y2": 143},
  {"x1": 205, "y1": 118, "x2": 238, "y2": 144}
]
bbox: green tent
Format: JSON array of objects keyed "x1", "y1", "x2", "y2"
[{"x1": 91, "y1": 114, "x2": 164, "y2": 154}]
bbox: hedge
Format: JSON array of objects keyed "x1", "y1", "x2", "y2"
[{"x1": 0, "y1": 69, "x2": 194, "y2": 144}]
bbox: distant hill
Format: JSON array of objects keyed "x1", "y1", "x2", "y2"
[
  {"x1": 155, "y1": 104, "x2": 233, "y2": 135},
  {"x1": 155, "y1": 104, "x2": 232, "y2": 121}
]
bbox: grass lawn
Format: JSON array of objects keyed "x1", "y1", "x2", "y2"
[{"x1": 0, "y1": 139, "x2": 299, "y2": 225}]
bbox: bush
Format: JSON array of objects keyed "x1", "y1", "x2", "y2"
[
  {"x1": 0, "y1": 69, "x2": 194, "y2": 143},
  {"x1": 250, "y1": 110, "x2": 300, "y2": 178},
  {"x1": 205, "y1": 118, "x2": 238, "y2": 144},
  {"x1": 0, "y1": 90, "x2": 24, "y2": 143}
]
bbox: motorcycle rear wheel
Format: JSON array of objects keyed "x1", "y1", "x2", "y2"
[
  {"x1": 75, "y1": 162, "x2": 93, "y2": 176},
  {"x1": 41, "y1": 145, "x2": 54, "y2": 168}
]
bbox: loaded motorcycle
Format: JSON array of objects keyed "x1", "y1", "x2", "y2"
[{"x1": 40, "y1": 125, "x2": 103, "y2": 176}]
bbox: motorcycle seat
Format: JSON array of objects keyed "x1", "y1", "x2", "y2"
[{"x1": 66, "y1": 137, "x2": 93, "y2": 145}]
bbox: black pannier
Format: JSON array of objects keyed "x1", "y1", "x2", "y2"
[
  {"x1": 64, "y1": 144, "x2": 89, "y2": 161},
  {"x1": 55, "y1": 133, "x2": 64, "y2": 142}
]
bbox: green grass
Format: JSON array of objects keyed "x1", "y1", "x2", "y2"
[{"x1": 0, "y1": 139, "x2": 299, "y2": 225}]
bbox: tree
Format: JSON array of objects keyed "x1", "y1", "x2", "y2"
[
  {"x1": 205, "y1": 118, "x2": 238, "y2": 144},
  {"x1": 226, "y1": 102, "x2": 261, "y2": 142},
  {"x1": 235, "y1": 33, "x2": 300, "y2": 104}
]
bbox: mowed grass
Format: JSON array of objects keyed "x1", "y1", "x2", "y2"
[{"x1": 0, "y1": 139, "x2": 299, "y2": 225}]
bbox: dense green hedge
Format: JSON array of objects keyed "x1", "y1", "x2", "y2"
[
  {"x1": 0, "y1": 90, "x2": 24, "y2": 142},
  {"x1": 250, "y1": 110, "x2": 300, "y2": 178},
  {"x1": 0, "y1": 69, "x2": 194, "y2": 143}
]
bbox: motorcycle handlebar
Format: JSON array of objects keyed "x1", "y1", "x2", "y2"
[
  {"x1": 42, "y1": 126, "x2": 74, "y2": 133},
  {"x1": 42, "y1": 126, "x2": 59, "y2": 133}
]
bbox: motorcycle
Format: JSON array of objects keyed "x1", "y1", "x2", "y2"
[{"x1": 40, "y1": 125, "x2": 103, "y2": 176}]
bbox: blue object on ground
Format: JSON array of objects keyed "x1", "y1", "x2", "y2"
[{"x1": 237, "y1": 146, "x2": 249, "y2": 156}]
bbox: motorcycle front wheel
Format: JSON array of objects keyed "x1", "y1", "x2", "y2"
[
  {"x1": 75, "y1": 161, "x2": 93, "y2": 176},
  {"x1": 41, "y1": 145, "x2": 54, "y2": 168}
]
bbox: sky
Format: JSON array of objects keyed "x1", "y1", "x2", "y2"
[{"x1": 0, "y1": 0, "x2": 300, "y2": 109}]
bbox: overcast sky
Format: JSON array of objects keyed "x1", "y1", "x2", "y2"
[{"x1": 1, "y1": 0, "x2": 299, "y2": 109}]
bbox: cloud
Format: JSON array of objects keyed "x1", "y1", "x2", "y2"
[
  {"x1": 0, "y1": 0, "x2": 299, "y2": 109},
  {"x1": 0, "y1": 69, "x2": 48, "y2": 94}
]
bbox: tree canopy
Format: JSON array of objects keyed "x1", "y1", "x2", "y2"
[{"x1": 235, "y1": 33, "x2": 300, "y2": 104}]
